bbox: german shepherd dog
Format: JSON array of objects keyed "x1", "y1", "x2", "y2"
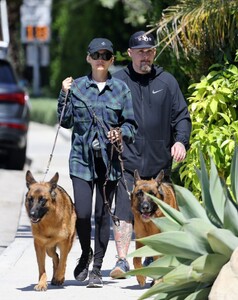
[
  {"x1": 25, "y1": 170, "x2": 76, "y2": 291},
  {"x1": 131, "y1": 169, "x2": 178, "y2": 287}
]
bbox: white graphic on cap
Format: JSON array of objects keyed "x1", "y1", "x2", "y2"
[{"x1": 137, "y1": 35, "x2": 152, "y2": 42}]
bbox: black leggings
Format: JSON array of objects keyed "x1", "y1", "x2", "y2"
[{"x1": 71, "y1": 157, "x2": 118, "y2": 270}]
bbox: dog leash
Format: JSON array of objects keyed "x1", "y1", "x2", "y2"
[
  {"x1": 86, "y1": 108, "x2": 124, "y2": 226},
  {"x1": 42, "y1": 90, "x2": 69, "y2": 182},
  {"x1": 103, "y1": 127, "x2": 123, "y2": 226}
]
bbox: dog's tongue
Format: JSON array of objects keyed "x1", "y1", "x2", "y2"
[
  {"x1": 31, "y1": 217, "x2": 40, "y2": 223},
  {"x1": 142, "y1": 213, "x2": 150, "y2": 219}
]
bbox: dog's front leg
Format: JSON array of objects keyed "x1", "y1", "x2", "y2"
[
  {"x1": 51, "y1": 241, "x2": 72, "y2": 286},
  {"x1": 133, "y1": 240, "x2": 146, "y2": 287},
  {"x1": 46, "y1": 246, "x2": 60, "y2": 285},
  {"x1": 34, "y1": 240, "x2": 47, "y2": 291}
]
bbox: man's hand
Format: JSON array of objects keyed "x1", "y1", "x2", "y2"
[
  {"x1": 171, "y1": 142, "x2": 186, "y2": 162},
  {"x1": 62, "y1": 77, "x2": 73, "y2": 93}
]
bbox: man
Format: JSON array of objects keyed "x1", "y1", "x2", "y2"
[{"x1": 110, "y1": 31, "x2": 191, "y2": 278}]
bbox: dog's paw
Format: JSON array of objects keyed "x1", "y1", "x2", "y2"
[
  {"x1": 136, "y1": 275, "x2": 146, "y2": 287},
  {"x1": 34, "y1": 283, "x2": 48, "y2": 291},
  {"x1": 51, "y1": 277, "x2": 64, "y2": 286},
  {"x1": 152, "y1": 278, "x2": 163, "y2": 286}
]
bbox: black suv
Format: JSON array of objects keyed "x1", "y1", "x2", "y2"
[{"x1": 0, "y1": 56, "x2": 30, "y2": 170}]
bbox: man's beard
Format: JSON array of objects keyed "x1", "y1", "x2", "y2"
[{"x1": 140, "y1": 61, "x2": 152, "y2": 73}]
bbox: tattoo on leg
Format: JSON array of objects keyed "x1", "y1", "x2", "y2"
[{"x1": 113, "y1": 220, "x2": 132, "y2": 258}]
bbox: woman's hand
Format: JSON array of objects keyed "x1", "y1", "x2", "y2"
[
  {"x1": 107, "y1": 128, "x2": 122, "y2": 143},
  {"x1": 62, "y1": 77, "x2": 73, "y2": 93}
]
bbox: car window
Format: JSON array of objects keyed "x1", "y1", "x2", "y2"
[{"x1": 0, "y1": 60, "x2": 17, "y2": 84}]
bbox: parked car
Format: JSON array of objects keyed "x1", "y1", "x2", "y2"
[{"x1": 0, "y1": 56, "x2": 30, "y2": 170}]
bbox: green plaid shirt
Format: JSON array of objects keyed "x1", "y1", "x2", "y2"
[{"x1": 57, "y1": 73, "x2": 137, "y2": 181}]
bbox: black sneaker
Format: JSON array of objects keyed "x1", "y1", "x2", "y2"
[
  {"x1": 74, "y1": 247, "x2": 93, "y2": 281},
  {"x1": 87, "y1": 269, "x2": 103, "y2": 288},
  {"x1": 110, "y1": 258, "x2": 130, "y2": 279}
]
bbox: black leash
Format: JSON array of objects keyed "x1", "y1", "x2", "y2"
[
  {"x1": 89, "y1": 110, "x2": 124, "y2": 226},
  {"x1": 103, "y1": 127, "x2": 123, "y2": 227},
  {"x1": 42, "y1": 90, "x2": 68, "y2": 181}
]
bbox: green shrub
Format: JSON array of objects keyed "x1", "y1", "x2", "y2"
[
  {"x1": 127, "y1": 146, "x2": 238, "y2": 299},
  {"x1": 178, "y1": 50, "x2": 238, "y2": 198},
  {"x1": 30, "y1": 98, "x2": 58, "y2": 126}
]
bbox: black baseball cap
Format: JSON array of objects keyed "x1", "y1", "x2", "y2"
[
  {"x1": 88, "y1": 38, "x2": 114, "y2": 54},
  {"x1": 129, "y1": 31, "x2": 155, "y2": 49}
]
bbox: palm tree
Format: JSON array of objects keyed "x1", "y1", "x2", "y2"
[{"x1": 151, "y1": 0, "x2": 238, "y2": 80}]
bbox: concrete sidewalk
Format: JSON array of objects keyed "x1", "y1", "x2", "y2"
[{"x1": 0, "y1": 199, "x2": 152, "y2": 300}]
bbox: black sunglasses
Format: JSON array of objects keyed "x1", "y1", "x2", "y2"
[{"x1": 90, "y1": 51, "x2": 113, "y2": 61}]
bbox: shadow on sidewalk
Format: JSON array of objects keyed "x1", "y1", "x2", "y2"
[{"x1": 17, "y1": 277, "x2": 150, "y2": 292}]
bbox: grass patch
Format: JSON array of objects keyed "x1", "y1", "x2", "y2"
[{"x1": 30, "y1": 97, "x2": 58, "y2": 126}]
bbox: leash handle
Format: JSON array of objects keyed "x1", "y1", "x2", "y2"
[{"x1": 42, "y1": 90, "x2": 69, "y2": 181}]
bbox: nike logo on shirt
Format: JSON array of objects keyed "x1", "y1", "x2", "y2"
[{"x1": 152, "y1": 89, "x2": 163, "y2": 94}]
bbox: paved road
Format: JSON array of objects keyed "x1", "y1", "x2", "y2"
[{"x1": 0, "y1": 122, "x2": 152, "y2": 300}]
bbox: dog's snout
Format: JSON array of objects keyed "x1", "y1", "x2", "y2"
[
  {"x1": 30, "y1": 209, "x2": 36, "y2": 217},
  {"x1": 140, "y1": 202, "x2": 150, "y2": 212}
]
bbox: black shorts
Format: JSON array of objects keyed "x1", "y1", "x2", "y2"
[{"x1": 114, "y1": 171, "x2": 134, "y2": 222}]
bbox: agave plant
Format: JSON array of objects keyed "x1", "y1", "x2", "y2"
[{"x1": 127, "y1": 145, "x2": 238, "y2": 299}]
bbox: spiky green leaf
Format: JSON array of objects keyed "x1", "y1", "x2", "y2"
[
  {"x1": 223, "y1": 195, "x2": 238, "y2": 235},
  {"x1": 138, "y1": 231, "x2": 205, "y2": 260},
  {"x1": 138, "y1": 280, "x2": 207, "y2": 300},
  {"x1": 127, "y1": 255, "x2": 191, "y2": 279},
  {"x1": 127, "y1": 245, "x2": 160, "y2": 258},
  {"x1": 175, "y1": 185, "x2": 209, "y2": 220},
  {"x1": 126, "y1": 265, "x2": 172, "y2": 278},
  {"x1": 197, "y1": 151, "x2": 222, "y2": 227},
  {"x1": 209, "y1": 157, "x2": 226, "y2": 223},
  {"x1": 191, "y1": 253, "x2": 228, "y2": 282},
  {"x1": 231, "y1": 144, "x2": 238, "y2": 201},
  {"x1": 153, "y1": 287, "x2": 211, "y2": 300},
  {"x1": 150, "y1": 255, "x2": 186, "y2": 268},
  {"x1": 163, "y1": 264, "x2": 200, "y2": 285},
  {"x1": 207, "y1": 228, "x2": 238, "y2": 257},
  {"x1": 148, "y1": 194, "x2": 187, "y2": 225},
  {"x1": 184, "y1": 287, "x2": 211, "y2": 300},
  {"x1": 182, "y1": 218, "x2": 214, "y2": 253},
  {"x1": 152, "y1": 216, "x2": 182, "y2": 232}
]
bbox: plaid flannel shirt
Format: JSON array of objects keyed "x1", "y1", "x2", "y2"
[{"x1": 57, "y1": 73, "x2": 137, "y2": 181}]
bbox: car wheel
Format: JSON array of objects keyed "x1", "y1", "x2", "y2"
[{"x1": 7, "y1": 145, "x2": 27, "y2": 170}]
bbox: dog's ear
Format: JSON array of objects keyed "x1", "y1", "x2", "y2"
[
  {"x1": 49, "y1": 172, "x2": 59, "y2": 190},
  {"x1": 134, "y1": 169, "x2": 141, "y2": 183},
  {"x1": 155, "y1": 170, "x2": 164, "y2": 185},
  {"x1": 155, "y1": 170, "x2": 165, "y2": 199},
  {"x1": 26, "y1": 170, "x2": 37, "y2": 188}
]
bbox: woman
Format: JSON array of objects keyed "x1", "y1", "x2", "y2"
[{"x1": 57, "y1": 38, "x2": 137, "y2": 288}]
